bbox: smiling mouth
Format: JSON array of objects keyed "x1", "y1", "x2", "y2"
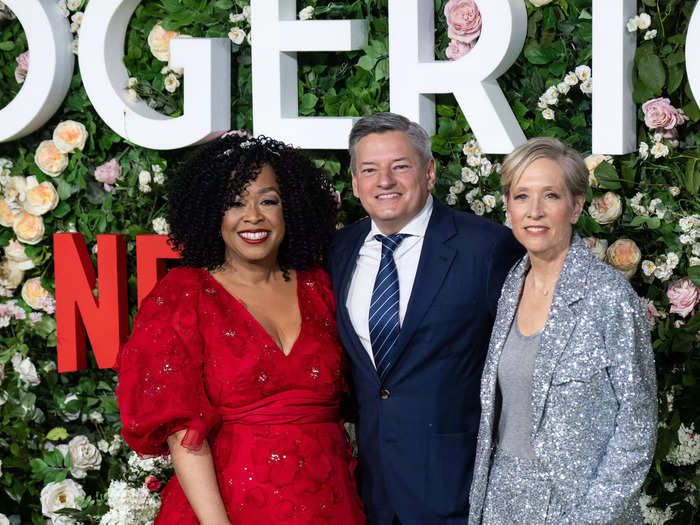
[
  {"x1": 238, "y1": 230, "x2": 270, "y2": 244},
  {"x1": 525, "y1": 226, "x2": 549, "y2": 232},
  {"x1": 376, "y1": 193, "x2": 400, "y2": 200}
]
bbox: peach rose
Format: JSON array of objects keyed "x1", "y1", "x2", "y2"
[
  {"x1": 606, "y1": 239, "x2": 641, "y2": 279},
  {"x1": 583, "y1": 154, "x2": 613, "y2": 187},
  {"x1": 148, "y1": 23, "x2": 180, "y2": 61},
  {"x1": 444, "y1": 0, "x2": 482, "y2": 44},
  {"x1": 0, "y1": 200, "x2": 22, "y2": 227},
  {"x1": 5, "y1": 239, "x2": 35, "y2": 270},
  {"x1": 21, "y1": 277, "x2": 52, "y2": 311},
  {"x1": 666, "y1": 277, "x2": 699, "y2": 318},
  {"x1": 0, "y1": 259, "x2": 25, "y2": 290},
  {"x1": 23, "y1": 177, "x2": 59, "y2": 216},
  {"x1": 53, "y1": 120, "x2": 88, "y2": 153},
  {"x1": 34, "y1": 141, "x2": 68, "y2": 177},
  {"x1": 13, "y1": 212, "x2": 45, "y2": 245},
  {"x1": 446, "y1": 39, "x2": 474, "y2": 60},
  {"x1": 589, "y1": 192, "x2": 622, "y2": 225},
  {"x1": 584, "y1": 236, "x2": 608, "y2": 261}
]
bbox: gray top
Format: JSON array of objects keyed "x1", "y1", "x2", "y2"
[{"x1": 496, "y1": 316, "x2": 541, "y2": 459}]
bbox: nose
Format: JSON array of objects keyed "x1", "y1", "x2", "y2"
[
  {"x1": 527, "y1": 196, "x2": 544, "y2": 218},
  {"x1": 376, "y1": 166, "x2": 395, "y2": 188},
  {"x1": 243, "y1": 202, "x2": 264, "y2": 223}
]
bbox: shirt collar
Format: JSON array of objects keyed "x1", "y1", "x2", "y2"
[{"x1": 366, "y1": 195, "x2": 434, "y2": 243}]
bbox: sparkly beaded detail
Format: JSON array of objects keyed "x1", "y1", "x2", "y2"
[{"x1": 115, "y1": 267, "x2": 364, "y2": 524}]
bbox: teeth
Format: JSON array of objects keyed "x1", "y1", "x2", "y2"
[
  {"x1": 526, "y1": 227, "x2": 547, "y2": 232},
  {"x1": 239, "y1": 231, "x2": 269, "y2": 240},
  {"x1": 377, "y1": 193, "x2": 399, "y2": 200}
]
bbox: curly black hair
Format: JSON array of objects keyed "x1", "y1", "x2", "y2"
[{"x1": 167, "y1": 133, "x2": 338, "y2": 274}]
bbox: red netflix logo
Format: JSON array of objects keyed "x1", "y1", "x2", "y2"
[{"x1": 53, "y1": 233, "x2": 181, "y2": 373}]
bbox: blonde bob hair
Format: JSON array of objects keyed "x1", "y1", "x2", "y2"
[{"x1": 500, "y1": 137, "x2": 588, "y2": 199}]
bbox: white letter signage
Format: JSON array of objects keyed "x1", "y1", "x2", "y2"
[
  {"x1": 79, "y1": 0, "x2": 231, "y2": 150},
  {"x1": 0, "y1": 0, "x2": 73, "y2": 142},
  {"x1": 388, "y1": 0, "x2": 528, "y2": 154},
  {"x1": 686, "y1": 1, "x2": 700, "y2": 108},
  {"x1": 251, "y1": 0, "x2": 368, "y2": 149},
  {"x1": 592, "y1": 0, "x2": 637, "y2": 154}
]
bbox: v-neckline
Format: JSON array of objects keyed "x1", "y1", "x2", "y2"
[{"x1": 202, "y1": 269, "x2": 304, "y2": 358}]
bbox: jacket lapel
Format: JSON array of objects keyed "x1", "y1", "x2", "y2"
[
  {"x1": 335, "y1": 220, "x2": 381, "y2": 386},
  {"x1": 383, "y1": 200, "x2": 457, "y2": 379},
  {"x1": 530, "y1": 236, "x2": 591, "y2": 439}
]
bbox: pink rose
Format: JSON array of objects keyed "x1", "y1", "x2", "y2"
[
  {"x1": 642, "y1": 97, "x2": 689, "y2": 131},
  {"x1": 94, "y1": 159, "x2": 122, "y2": 191},
  {"x1": 446, "y1": 39, "x2": 474, "y2": 60},
  {"x1": 15, "y1": 51, "x2": 29, "y2": 84},
  {"x1": 444, "y1": 0, "x2": 482, "y2": 44},
  {"x1": 666, "y1": 277, "x2": 699, "y2": 318},
  {"x1": 639, "y1": 297, "x2": 661, "y2": 324}
]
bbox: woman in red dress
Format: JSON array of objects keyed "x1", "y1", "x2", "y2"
[{"x1": 116, "y1": 134, "x2": 365, "y2": 525}]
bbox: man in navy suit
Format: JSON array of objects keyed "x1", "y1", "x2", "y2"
[{"x1": 329, "y1": 113, "x2": 523, "y2": 525}]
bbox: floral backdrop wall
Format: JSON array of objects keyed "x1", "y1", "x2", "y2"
[{"x1": 0, "y1": 0, "x2": 698, "y2": 523}]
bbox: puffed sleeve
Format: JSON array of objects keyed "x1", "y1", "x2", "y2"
[
  {"x1": 115, "y1": 267, "x2": 220, "y2": 457},
  {"x1": 563, "y1": 281, "x2": 657, "y2": 524}
]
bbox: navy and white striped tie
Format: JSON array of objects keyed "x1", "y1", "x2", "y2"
[{"x1": 369, "y1": 233, "x2": 408, "y2": 379}]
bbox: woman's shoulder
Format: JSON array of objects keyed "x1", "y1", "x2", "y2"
[
  {"x1": 139, "y1": 266, "x2": 207, "y2": 310},
  {"x1": 584, "y1": 256, "x2": 644, "y2": 315},
  {"x1": 299, "y1": 266, "x2": 331, "y2": 288}
]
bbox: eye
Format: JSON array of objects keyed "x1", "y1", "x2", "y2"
[
  {"x1": 394, "y1": 164, "x2": 409, "y2": 170},
  {"x1": 229, "y1": 201, "x2": 245, "y2": 208},
  {"x1": 545, "y1": 192, "x2": 559, "y2": 199},
  {"x1": 361, "y1": 168, "x2": 375, "y2": 176},
  {"x1": 512, "y1": 194, "x2": 527, "y2": 200},
  {"x1": 261, "y1": 198, "x2": 280, "y2": 206}
]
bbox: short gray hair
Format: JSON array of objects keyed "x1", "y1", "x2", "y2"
[
  {"x1": 348, "y1": 112, "x2": 433, "y2": 172},
  {"x1": 500, "y1": 137, "x2": 588, "y2": 199}
]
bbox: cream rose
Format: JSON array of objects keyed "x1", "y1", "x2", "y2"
[
  {"x1": 584, "y1": 154, "x2": 613, "y2": 174},
  {"x1": 34, "y1": 140, "x2": 68, "y2": 177},
  {"x1": 583, "y1": 236, "x2": 608, "y2": 261},
  {"x1": 589, "y1": 192, "x2": 622, "y2": 225},
  {"x1": 530, "y1": 0, "x2": 554, "y2": 6},
  {"x1": 5, "y1": 239, "x2": 35, "y2": 270},
  {"x1": 22, "y1": 277, "x2": 51, "y2": 310},
  {"x1": 53, "y1": 120, "x2": 88, "y2": 153},
  {"x1": 13, "y1": 212, "x2": 45, "y2": 245},
  {"x1": 606, "y1": 239, "x2": 641, "y2": 279},
  {"x1": 68, "y1": 435, "x2": 102, "y2": 478},
  {"x1": 0, "y1": 259, "x2": 25, "y2": 289},
  {"x1": 148, "y1": 23, "x2": 180, "y2": 61},
  {"x1": 14, "y1": 356, "x2": 41, "y2": 386},
  {"x1": 23, "y1": 176, "x2": 59, "y2": 216},
  {"x1": 40, "y1": 479, "x2": 85, "y2": 519},
  {"x1": 0, "y1": 199, "x2": 22, "y2": 227}
]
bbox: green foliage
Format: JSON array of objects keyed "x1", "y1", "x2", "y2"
[{"x1": 0, "y1": 0, "x2": 699, "y2": 523}]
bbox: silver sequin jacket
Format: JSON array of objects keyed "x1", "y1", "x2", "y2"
[{"x1": 469, "y1": 235, "x2": 657, "y2": 524}]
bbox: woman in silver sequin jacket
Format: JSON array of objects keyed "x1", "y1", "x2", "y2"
[{"x1": 468, "y1": 138, "x2": 657, "y2": 524}]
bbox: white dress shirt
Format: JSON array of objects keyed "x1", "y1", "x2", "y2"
[{"x1": 346, "y1": 195, "x2": 434, "y2": 367}]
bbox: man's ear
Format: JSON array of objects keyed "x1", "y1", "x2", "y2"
[{"x1": 425, "y1": 158, "x2": 436, "y2": 191}]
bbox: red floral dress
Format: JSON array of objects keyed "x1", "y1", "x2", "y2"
[{"x1": 116, "y1": 267, "x2": 365, "y2": 525}]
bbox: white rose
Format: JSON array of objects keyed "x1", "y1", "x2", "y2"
[
  {"x1": 14, "y1": 356, "x2": 41, "y2": 386},
  {"x1": 229, "y1": 12, "x2": 245, "y2": 23},
  {"x1": 641, "y1": 260, "x2": 656, "y2": 277},
  {"x1": 138, "y1": 170, "x2": 152, "y2": 186},
  {"x1": 584, "y1": 237, "x2": 609, "y2": 261},
  {"x1": 153, "y1": 171, "x2": 165, "y2": 185},
  {"x1": 480, "y1": 158, "x2": 493, "y2": 177},
  {"x1": 66, "y1": 0, "x2": 81, "y2": 10},
  {"x1": 56, "y1": 0, "x2": 70, "y2": 18},
  {"x1": 0, "y1": 513, "x2": 8, "y2": 525},
  {"x1": 666, "y1": 252, "x2": 679, "y2": 269},
  {"x1": 483, "y1": 194, "x2": 497, "y2": 212},
  {"x1": 589, "y1": 192, "x2": 622, "y2": 225},
  {"x1": 164, "y1": 73, "x2": 180, "y2": 93},
  {"x1": 626, "y1": 16, "x2": 639, "y2": 32},
  {"x1": 298, "y1": 6, "x2": 314, "y2": 20},
  {"x1": 564, "y1": 72, "x2": 578, "y2": 86},
  {"x1": 575, "y1": 65, "x2": 591, "y2": 81},
  {"x1": 242, "y1": 6, "x2": 251, "y2": 21},
  {"x1": 557, "y1": 82, "x2": 570, "y2": 95},
  {"x1": 651, "y1": 142, "x2": 669, "y2": 158},
  {"x1": 139, "y1": 183, "x2": 152, "y2": 194},
  {"x1": 470, "y1": 200, "x2": 485, "y2": 216},
  {"x1": 639, "y1": 141, "x2": 649, "y2": 160},
  {"x1": 88, "y1": 410, "x2": 104, "y2": 423},
  {"x1": 446, "y1": 194, "x2": 457, "y2": 206},
  {"x1": 580, "y1": 78, "x2": 593, "y2": 94},
  {"x1": 644, "y1": 29, "x2": 657, "y2": 40},
  {"x1": 13, "y1": 212, "x2": 45, "y2": 245},
  {"x1": 68, "y1": 435, "x2": 102, "y2": 478},
  {"x1": 61, "y1": 393, "x2": 80, "y2": 421},
  {"x1": 669, "y1": 186, "x2": 680, "y2": 196},
  {"x1": 5, "y1": 239, "x2": 35, "y2": 270},
  {"x1": 40, "y1": 479, "x2": 85, "y2": 518},
  {"x1": 23, "y1": 177, "x2": 59, "y2": 216},
  {"x1": 34, "y1": 141, "x2": 68, "y2": 177},
  {"x1": 52, "y1": 517, "x2": 77, "y2": 525},
  {"x1": 108, "y1": 435, "x2": 122, "y2": 455},
  {"x1": 52, "y1": 120, "x2": 88, "y2": 153},
  {"x1": 637, "y1": 12, "x2": 651, "y2": 30},
  {"x1": 542, "y1": 108, "x2": 555, "y2": 120},
  {"x1": 461, "y1": 167, "x2": 478, "y2": 184},
  {"x1": 147, "y1": 23, "x2": 180, "y2": 62},
  {"x1": 97, "y1": 439, "x2": 109, "y2": 453},
  {"x1": 529, "y1": 0, "x2": 554, "y2": 6},
  {"x1": 228, "y1": 27, "x2": 246, "y2": 45}
]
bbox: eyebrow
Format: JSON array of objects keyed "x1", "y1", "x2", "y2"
[
  {"x1": 512, "y1": 185, "x2": 561, "y2": 191},
  {"x1": 360, "y1": 157, "x2": 411, "y2": 166},
  {"x1": 256, "y1": 186, "x2": 280, "y2": 194}
]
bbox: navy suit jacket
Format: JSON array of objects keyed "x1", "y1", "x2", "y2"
[{"x1": 329, "y1": 199, "x2": 523, "y2": 525}]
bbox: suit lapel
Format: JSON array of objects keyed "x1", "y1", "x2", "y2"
[
  {"x1": 383, "y1": 201, "x2": 457, "y2": 379},
  {"x1": 530, "y1": 236, "x2": 591, "y2": 439},
  {"x1": 335, "y1": 220, "x2": 380, "y2": 386}
]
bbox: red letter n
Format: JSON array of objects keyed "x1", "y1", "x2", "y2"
[
  {"x1": 54, "y1": 234, "x2": 128, "y2": 372},
  {"x1": 136, "y1": 235, "x2": 181, "y2": 308}
]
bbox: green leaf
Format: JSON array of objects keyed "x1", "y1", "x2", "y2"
[
  {"x1": 667, "y1": 65, "x2": 684, "y2": 95},
  {"x1": 594, "y1": 161, "x2": 621, "y2": 190},
  {"x1": 357, "y1": 55, "x2": 378, "y2": 71},
  {"x1": 375, "y1": 58, "x2": 389, "y2": 81},
  {"x1": 524, "y1": 44, "x2": 559, "y2": 65},
  {"x1": 213, "y1": 0, "x2": 233, "y2": 8},
  {"x1": 683, "y1": 158, "x2": 700, "y2": 194},
  {"x1": 56, "y1": 179, "x2": 72, "y2": 200},
  {"x1": 53, "y1": 201, "x2": 71, "y2": 218},
  {"x1": 689, "y1": 266, "x2": 700, "y2": 287},
  {"x1": 46, "y1": 427, "x2": 68, "y2": 441},
  {"x1": 637, "y1": 54, "x2": 666, "y2": 94},
  {"x1": 0, "y1": 41, "x2": 14, "y2": 51},
  {"x1": 683, "y1": 99, "x2": 700, "y2": 122},
  {"x1": 299, "y1": 93, "x2": 318, "y2": 115}
]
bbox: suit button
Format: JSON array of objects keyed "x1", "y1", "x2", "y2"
[{"x1": 380, "y1": 389, "x2": 390, "y2": 399}]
